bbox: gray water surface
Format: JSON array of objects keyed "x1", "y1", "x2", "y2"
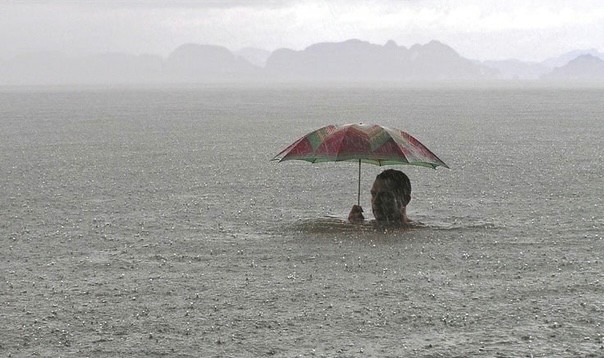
[
  {"x1": 3, "y1": 86, "x2": 600, "y2": 237},
  {"x1": 1, "y1": 86, "x2": 602, "y2": 356}
]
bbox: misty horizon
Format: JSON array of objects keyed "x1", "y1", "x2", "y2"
[
  {"x1": 3, "y1": 1, "x2": 604, "y2": 86},
  {"x1": 2, "y1": 38, "x2": 604, "y2": 86},
  {"x1": 3, "y1": 38, "x2": 604, "y2": 66}
]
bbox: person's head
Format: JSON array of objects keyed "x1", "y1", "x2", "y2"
[{"x1": 371, "y1": 169, "x2": 411, "y2": 223}]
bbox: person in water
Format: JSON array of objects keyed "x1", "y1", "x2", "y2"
[{"x1": 348, "y1": 169, "x2": 412, "y2": 225}]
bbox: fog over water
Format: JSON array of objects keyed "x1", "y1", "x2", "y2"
[{"x1": 2, "y1": 2, "x2": 604, "y2": 86}]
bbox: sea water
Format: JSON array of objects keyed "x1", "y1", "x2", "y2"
[
  {"x1": 2, "y1": 85, "x2": 601, "y2": 239},
  {"x1": 1, "y1": 85, "x2": 603, "y2": 356}
]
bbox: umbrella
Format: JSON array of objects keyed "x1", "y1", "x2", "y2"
[{"x1": 272, "y1": 123, "x2": 449, "y2": 206}]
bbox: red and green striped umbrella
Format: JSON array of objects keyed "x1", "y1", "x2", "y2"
[{"x1": 272, "y1": 123, "x2": 449, "y2": 205}]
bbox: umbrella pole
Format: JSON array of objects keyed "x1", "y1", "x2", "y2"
[{"x1": 357, "y1": 159, "x2": 361, "y2": 206}]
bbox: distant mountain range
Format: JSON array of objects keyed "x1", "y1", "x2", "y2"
[
  {"x1": 1, "y1": 39, "x2": 604, "y2": 85},
  {"x1": 481, "y1": 49, "x2": 604, "y2": 80},
  {"x1": 265, "y1": 39, "x2": 496, "y2": 81},
  {"x1": 542, "y1": 54, "x2": 604, "y2": 80}
]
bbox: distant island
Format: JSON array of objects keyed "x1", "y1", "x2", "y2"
[
  {"x1": 542, "y1": 54, "x2": 604, "y2": 81},
  {"x1": 1, "y1": 39, "x2": 604, "y2": 85}
]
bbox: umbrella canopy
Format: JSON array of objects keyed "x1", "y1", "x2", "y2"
[{"x1": 272, "y1": 123, "x2": 449, "y2": 206}]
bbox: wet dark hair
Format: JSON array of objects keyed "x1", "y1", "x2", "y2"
[{"x1": 375, "y1": 169, "x2": 411, "y2": 205}]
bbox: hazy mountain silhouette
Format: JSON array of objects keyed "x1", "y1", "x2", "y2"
[
  {"x1": 542, "y1": 54, "x2": 604, "y2": 80},
  {"x1": 235, "y1": 47, "x2": 271, "y2": 68},
  {"x1": 480, "y1": 49, "x2": 604, "y2": 80},
  {"x1": 164, "y1": 44, "x2": 262, "y2": 82},
  {"x1": 481, "y1": 59, "x2": 549, "y2": 80},
  {"x1": 266, "y1": 39, "x2": 495, "y2": 81},
  {"x1": 1, "y1": 39, "x2": 604, "y2": 85},
  {"x1": 542, "y1": 49, "x2": 604, "y2": 69},
  {"x1": 1, "y1": 51, "x2": 72, "y2": 85},
  {"x1": 0, "y1": 51, "x2": 163, "y2": 85}
]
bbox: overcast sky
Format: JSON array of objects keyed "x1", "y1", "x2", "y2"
[{"x1": 1, "y1": 0, "x2": 603, "y2": 62}]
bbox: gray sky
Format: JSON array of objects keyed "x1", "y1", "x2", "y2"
[{"x1": 1, "y1": 0, "x2": 603, "y2": 61}]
